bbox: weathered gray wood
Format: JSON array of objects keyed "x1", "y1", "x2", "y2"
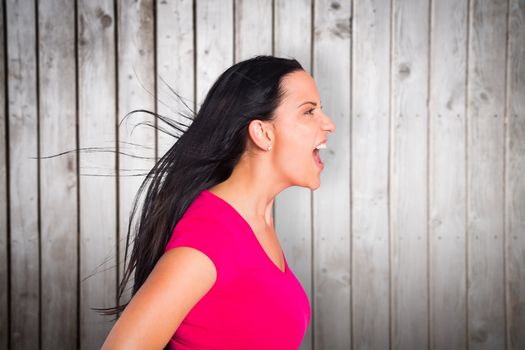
[
  {"x1": 273, "y1": 1, "x2": 313, "y2": 350},
  {"x1": 507, "y1": 0, "x2": 525, "y2": 348},
  {"x1": 0, "y1": 0, "x2": 7, "y2": 348},
  {"x1": 274, "y1": 0, "x2": 311, "y2": 69},
  {"x1": 467, "y1": 0, "x2": 508, "y2": 349},
  {"x1": 234, "y1": 0, "x2": 272, "y2": 61},
  {"x1": 156, "y1": 0, "x2": 194, "y2": 158},
  {"x1": 0, "y1": 2, "x2": 523, "y2": 350},
  {"x1": 38, "y1": 0, "x2": 78, "y2": 349},
  {"x1": 77, "y1": 1, "x2": 117, "y2": 348},
  {"x1": 117, "y1": 0, "x2": 156, "y2": 309},
  {"x1": 196, "y1": 0, "x2": 233, "y2": 106},
  {"x1": 6, "y1": 0, "x2": 39, "y2": 348},
  {"x1": 352, "y1": 0, "x2": 391, "y2": 348},
  {"x1": 391, "y1": 0, "x2": 430, "y2": 349},
  {"x1": 312, "y1": 1, "x2": 351, "y2": 349},
  {"x1": 429, "y1": 0, "x2": 468, "y2": 348}
]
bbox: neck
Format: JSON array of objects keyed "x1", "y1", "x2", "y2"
[{"x1": 208, "y1": 152, "x2": 289, "y2": 228}]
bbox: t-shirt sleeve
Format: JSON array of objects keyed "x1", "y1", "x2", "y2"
[{"x1": 163, "y1": 215, "x2": 235, "y2": 286}]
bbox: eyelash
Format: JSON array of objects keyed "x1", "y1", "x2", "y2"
[
  {"x1": 305, "y1": 108, "x2": 315, "y2": 116},
  {"x1": 305, "y1": 106, "x2": 323, "y2": 116}
]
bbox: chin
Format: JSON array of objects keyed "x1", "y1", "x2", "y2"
[
  {"x1": 288, "y1": 167, "x2": 321, "y2": 190},
  {"x1": 306, "y1": 178, "x2": 321, "y2": 190}
]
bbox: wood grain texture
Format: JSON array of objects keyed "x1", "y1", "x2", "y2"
[
  {"x1": 0, "y1": 0, "x2": 7, "y2": 348},
  {"x1": 38, "y1": 0, "x2": 78, "y2": 348},
  {"x1": 312, "y1": 1, "x2": 351, "y2": 349},
  {"x1": 234, "y1": 0, "x2": 272, "y2": 61},
  {"x1": 391, "y1": 0, "x2": 430, "y2": 349},
  {"x1": 0, "y1": 1, "x2": 522, "y2": 349},
  {"x1": 6, "y1": 0, "x2": 39, "y2": 348},
  {"x1": 429, "y1": 0, "x2": 469, "y2": 349},
  {"x1": 196, "y1": 0, "x2": 233, "y2": 107},
  {"x1": 467, "y1": 0, "x2": 508, "y2": 348},
  {"x1": 274, "y1": 0, "x2": 311, "y2": 69},
  {"x1": 77, "y1": 1, "x2": 117, "y2": 348},
  {"x1": 117, "y1": 0, "x2": 156, "y2": 308},
  {"x1": 352, "y1": 0, "x2": 391, "y2": 348},
  {"x1": 156, "y1": 0, "x2": 194, "y2": 158},
  {"x1": 507, "y1": 0, "x2": 525, "y2": 348},
  {"x1": 272, "y1": 1, "x2": 313, "y2": 350}
]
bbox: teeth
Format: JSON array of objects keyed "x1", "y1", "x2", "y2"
[{"x1": 315, "y1": 143, "x2": 327, "y2": 150}]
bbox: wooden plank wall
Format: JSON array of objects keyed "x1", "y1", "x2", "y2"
[
  {"x1": 508, "y1": 1, "x2": 525, "y2": 347},
  {"x1": 0, "y1": 1, "x2": 7, "y2": 349},
  {"x1": 1, "y1": 0, "x2": 524, "y2": 349},
  {"x1": 77, "y1": 1, "x2": 117, "y2": 348},
  {"x1": 429, "y1": 0, "x2": 468, "y2": 348},
  {"x1": 6, "y1": 1, "x2": 39, "y2": 349},
  {"x1": 39, "y1": 0, "x2": 77, "y2": 349}
]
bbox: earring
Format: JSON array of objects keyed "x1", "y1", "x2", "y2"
[{"x1": 267, "y1": 145, "x2": 272, "y2": 151}]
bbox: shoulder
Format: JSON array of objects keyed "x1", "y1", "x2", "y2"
[
  {"x1": 164, "y1": 194, "x2": 238, "y2": 287},
  {"x1": 165, "y1": 213, "x2": 233, "y2": 254}
]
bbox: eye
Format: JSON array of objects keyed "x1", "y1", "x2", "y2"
[{"x1": 305, "y1": 108, "x2": 315, "y2": 116}]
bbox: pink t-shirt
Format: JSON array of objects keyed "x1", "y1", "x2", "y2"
[{"x1": 163, "y1": 189, "x2": 311, "y2": 350}]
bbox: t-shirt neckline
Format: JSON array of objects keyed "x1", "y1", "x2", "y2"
[{"x1": 201, "y1": 189, "x2": 288, "y2": 275}]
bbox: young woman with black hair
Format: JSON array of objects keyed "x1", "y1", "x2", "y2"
[{"x1": 100, "y1": 55, "x2": 336, "y2": 349}]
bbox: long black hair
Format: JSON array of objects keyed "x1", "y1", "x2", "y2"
[{"x1": 99, "y1": 55, "x2": 304, "y2": 320}]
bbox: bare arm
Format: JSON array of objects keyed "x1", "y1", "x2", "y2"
[{"x1": 101, "y1": 247, "x2": 217, "y2": 350}]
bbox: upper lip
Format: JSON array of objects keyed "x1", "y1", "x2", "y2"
[{"x1": 314, "y1": 139, "x2": 327, "y2": 149}]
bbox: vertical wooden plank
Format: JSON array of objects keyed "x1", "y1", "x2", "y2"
[
  {"x1": 312, "y1": 1, "x2": 351, "y2": 349},
  {"x1": 274, "y1": 0, "x2": 311, "y2": 69},
  {"x1": 156, "y1": 0, "x2": 194, "y2": 158},
  {"x1": 38, "y1": 0, "x2": 78, "y2": 349},
  {"x1": 429, "y1": 0, "x2": 468, "y2": 348},
  {"x1": 507, "y1": 0, "x2": 525, "y2": 348},
  {"x1": 467, "y1": 0, "x2": 508, "y2": 348},
  {"x1": 273, "y1": 1, "x2": 312, "y2": 349},
  {"x1": 234, "y1": 0, "x2": 272, "y2": 61},
  {"x1": 0, "y1": 0, "x2": 7, "y2": 348},
  {"x1": 352, "y1": 0, "x2": 391, "y2": 348},
  {"x1": 196, "y1": 0, "x2": 233, "y2": 107},
  {"x1": 6, "y1": 0, "x2": 39, "y2": 348},
  {"x1": 117, "y1": 0, "x2": 155, "y2": 306},
  {"x1": 391, "y1": 0, "x2": 430, "y2": 349},
  {"x1": 77, "y1": 1, "x2": 117, "y2": 348}
]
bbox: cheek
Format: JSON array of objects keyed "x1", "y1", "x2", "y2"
[
  {"x1": 273, "y1": 132, "x2": 314, "y2": 173},
  {"x1": 271, "y1": 119, "x2": 318, "y2": 175}
]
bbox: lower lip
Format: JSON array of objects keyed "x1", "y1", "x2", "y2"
[{"x1": 313, "y1": 149, "x2": 324, "y2": 169}]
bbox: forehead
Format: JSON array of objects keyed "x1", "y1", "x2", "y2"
[{"x1": 279, "y1": 70, "x2": 320, "y2": 105}]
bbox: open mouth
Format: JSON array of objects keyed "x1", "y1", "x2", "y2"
[
  {"x1": 313, "y1": 140, "x2": 327, "y2": 169},
  {"x1": 313, "y1": 149, "x2": 323, "y2": 168}
]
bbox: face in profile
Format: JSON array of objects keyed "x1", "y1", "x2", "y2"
[{"x1": 271, "y1": 70, "x2": 336, "y2": 190}]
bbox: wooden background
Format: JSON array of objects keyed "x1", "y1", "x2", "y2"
[{"x1": 1, "y1": 0, "x2": 524, "y2": 349}]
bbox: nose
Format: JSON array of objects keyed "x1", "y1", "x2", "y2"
[{"x1": 323, "y1": 113, "x2": 336, "y2": 133}]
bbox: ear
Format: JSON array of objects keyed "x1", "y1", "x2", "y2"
[{"x1": 247, "y1": 119, "x2": 274, "y2": 151}]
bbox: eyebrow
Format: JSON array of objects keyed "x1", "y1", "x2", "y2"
[{"x1": 297, "y1": 101, "x2": 318, "y2": 108}]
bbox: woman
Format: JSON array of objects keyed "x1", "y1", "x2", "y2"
[{"x1": 101, "y1": 55, "x2": 336, "y2": 349}]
